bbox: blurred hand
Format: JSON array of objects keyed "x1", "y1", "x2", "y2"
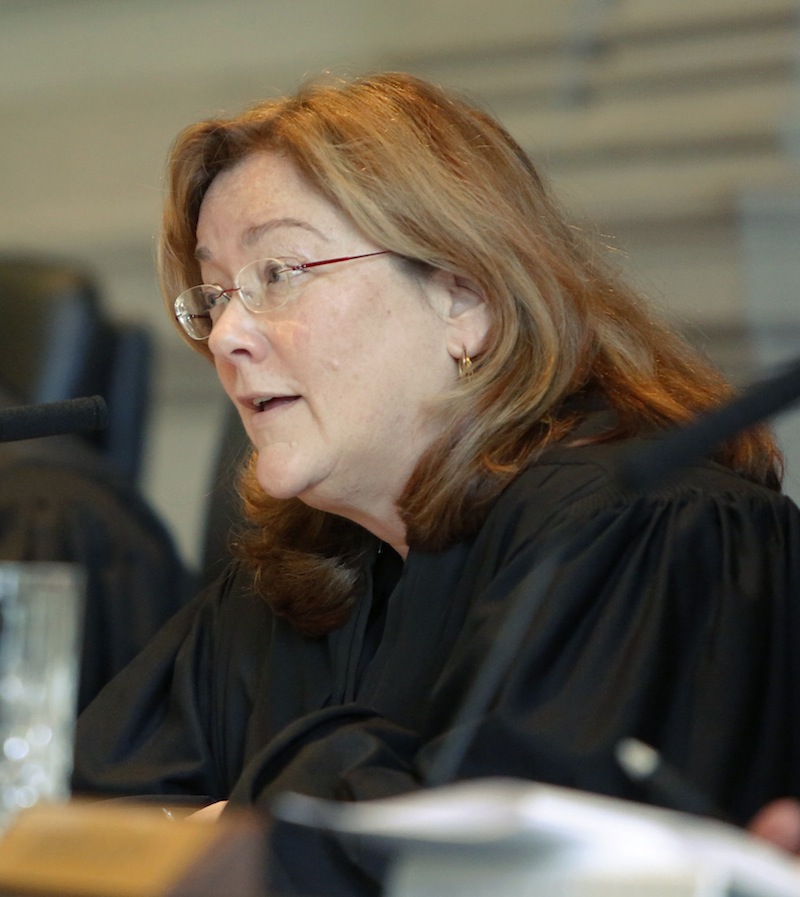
[
  {"x1": 188, "y1": 800, "x2": 228, "y2": 823},
  {"x1": 748, "y1": 799, "x2": 800, "y2": 855}
]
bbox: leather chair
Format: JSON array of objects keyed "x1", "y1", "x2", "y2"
[{"x1": 0, "y1": 255, "x2": 152, "y2": 483}]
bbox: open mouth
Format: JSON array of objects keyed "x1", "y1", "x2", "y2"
[{"x1": 252, "y1": 396, "x2": 299, "y2": 413}]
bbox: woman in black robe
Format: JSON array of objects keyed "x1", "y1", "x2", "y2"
[{"x1": 73, "y1": 72, "x2": 800, "y2": 895}]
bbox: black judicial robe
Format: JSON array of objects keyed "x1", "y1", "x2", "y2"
[{"x1": 73, "y1": 438, "x2": 800, "y2": 895}]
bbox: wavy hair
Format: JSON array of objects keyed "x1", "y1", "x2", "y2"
[{"x1": 159, "y1": 72, "x2": 781, "y2": 635}]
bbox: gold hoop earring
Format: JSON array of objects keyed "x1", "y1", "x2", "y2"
[{"x1": 458, "y1": 348, "x2": 474, "y2": 380}]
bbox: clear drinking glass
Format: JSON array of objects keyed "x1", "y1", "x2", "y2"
[{"x1": 0, "y1": 563, "x2": 84, "y2": 829}]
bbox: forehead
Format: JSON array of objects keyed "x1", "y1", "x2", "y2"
[
  {"x1": 195, "y1": 151, "x2": 344, "y2": 263},
  {"x1": 202, "y1": 152, "x2": 306, "y2": 211}
]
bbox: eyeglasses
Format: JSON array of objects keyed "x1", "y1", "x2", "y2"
[{"x1": 174, "y1": 250, "x2": 390, "y2": 340}]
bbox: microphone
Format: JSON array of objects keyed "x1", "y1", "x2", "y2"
[
  {"x1": 0, "y1": 396, "x2": 109, "y2": 444},
  {"x1": 616, "y1": 356, "x2": 800, "y2": 492}
]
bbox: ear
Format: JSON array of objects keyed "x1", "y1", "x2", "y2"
[{"x1": 433, "y1": 270, "x2": 491, "y2": 361}]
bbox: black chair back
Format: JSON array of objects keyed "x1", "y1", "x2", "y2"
[{"x1": 0, "y1": 255, "x2": 152, "y2": 483}]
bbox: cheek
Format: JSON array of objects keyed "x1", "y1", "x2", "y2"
[
  {"x1": 316, "y1": 327, "x2": 389, "y2": 397},
  {"x1": 295, "y1": 278, "x2": 434, "y2": 397},
  {"x1": 295, "y1": 307, "x2": 378, "y2": 378}
]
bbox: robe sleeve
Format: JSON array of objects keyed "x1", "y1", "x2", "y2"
[{"x1": 72, "y1": 567, "x2": 273, "y2": 801}]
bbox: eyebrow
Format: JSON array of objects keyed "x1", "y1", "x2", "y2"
[{"x1": 193, "y1": 217, "x2": 327, "y2": 262}]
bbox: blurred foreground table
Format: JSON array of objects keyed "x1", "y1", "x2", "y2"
[{"x1": 0, "y1": 800, "x2": 268, "y2": 897}]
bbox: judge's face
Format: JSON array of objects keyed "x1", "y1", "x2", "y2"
[{"x1": 196, "y1": 151, "x2": 466, "y2": 536}]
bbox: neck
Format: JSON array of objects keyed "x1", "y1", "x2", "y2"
[
  {"x1": 345, "y1": 506, "x2": 409, "y2": 560},
  {"x1": 302, "y1": 493, "x2": 409, "y2": 559}
]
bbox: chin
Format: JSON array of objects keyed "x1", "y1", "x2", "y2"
[
  {"x1": 254, "y1": 452, "x2": 318, "y2": 504},
  {"x1": 254, "y1": 473, "x2": 306, "y2": 502}
]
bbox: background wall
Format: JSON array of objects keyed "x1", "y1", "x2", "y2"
[{"x1": 1, "y1": 0, "x2": 798, "y2": 568}]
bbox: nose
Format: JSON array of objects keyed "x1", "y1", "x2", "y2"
[{"x1": 207, "y1": 293, "x2": 269, "y2": 364}]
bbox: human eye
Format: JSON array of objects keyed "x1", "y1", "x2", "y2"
[
  {"x1": 202, "y1": 288, "x2": 227, "y2": 308},
  {"x1": 198, "y1": 287, "x2": 230, "y2": 322},
  {"x1": 237, "y1": 257, "x2": 301, "y2": 313},
  {"x1": 237, "y1": 259, "x2": 292, "y2": 311},
  {"x1": 256, "y1": 259, "x2": 292, "y2": 287}
]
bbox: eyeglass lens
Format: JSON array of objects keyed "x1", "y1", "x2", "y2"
[{"x1": 174, "y1": 251, "x2": 389, "y2": 340}]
